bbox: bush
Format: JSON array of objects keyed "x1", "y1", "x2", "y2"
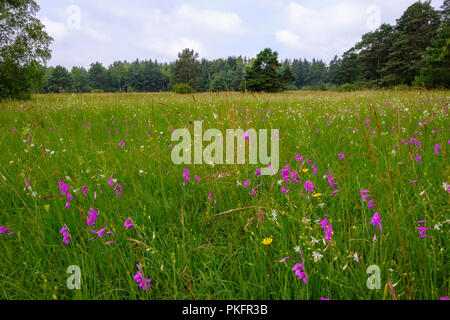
[
  {"x1": 172, "y1": 83, "x2": 194, "y2": 94},
  {"x1": 91, "y1": 89, "x2": 104, "y2": 93}
]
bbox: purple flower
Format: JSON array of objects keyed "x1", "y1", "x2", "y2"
[
  {"x1": 0, "y1": 226, "x2": 9, "y2": 235},
  {"x1": 124, "y1": 218, "x2": 134, "y2": 229},
  {"x1": 417, "y1": 221, "x2": 430, "y2": 239},
  {"x1": 279, "y1": 256, "x2": 290, "y2": 263},
  {"x1": 360, "y1": 190, "x2": 371, "y2": 202},
  {"x1": 304, "y1": 180, "x2": 315, "y2": 194},
  {"x1": 282, "y1": 186, "x2": 290, "y2": 194},
  {"x1": 370, "y1": 211, "x2": 383, "y2": 233},
  {"x1": 119, "y1": 141, "x2": 125, "y2": 148},
  {"x1": 292, "y1": 263, "x2": 308, "y2": 284},
  {"x1": 133, "y1": 264, "x2": 151, "y2": 291},
  {"x1": 87, "y1": 208, "x2": 99, "y2": 226},
  {"x1": 59, "y1": 225, "x2": 71, "y2": 244},
  {"x1": 367, "y1": 199, "x2": 376, "y2": 210},
  {"x1": 81, "y1": 186, "x2": 88, "y2": 195},
  {"x1": 434, "y1": 144, "x2": 441, "y2": 155},
  {"x1": 338, "y1": 153, "x2": 345, "y2": 160},
  {"x1": 90, "y1": 227, "x2": 107, "y2": 239},
  {"x1": 255, "y1": 168, "x2": 261, "y2": 177},
  {"x1": 113, "y1": 184, "x2": 123, "y2": 197},
  {"x1": 415, "y1": 154, "x2": 422, "y2": 164}
]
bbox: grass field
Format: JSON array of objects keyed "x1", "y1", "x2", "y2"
[{"x1": 0, "y1": 90, "x2": 448, "y2": 300}]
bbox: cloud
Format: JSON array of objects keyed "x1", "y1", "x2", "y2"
[
  {"x1": 144, "y1": 37, "x2": 205, "y2": 58},
  {"x1": 41, "y1": 17, "x2": 68, "y2": 42},
  {"x1": 275, "y1": 1, "x2": 375, "y2": 61}
]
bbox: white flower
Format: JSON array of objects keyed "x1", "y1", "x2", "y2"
[
  {"x1": 312, "y1": 252, "x2": 323, "y2": 262},
  {"x1": 277, "y1": 180, "x2": 283, "y2": 185},
  {"x1": 442, "y1": 182, "x2": 449, "y2": 192},
  {"x1": 139, "y1": 170, "x2": 144, "y2": 174},
  {"x1": 294, "y1": 246, "x2": 301, "y2": 253},
  {"x1": 271, "y1": 210, "x2": 277, "y2": 221},
  {"x1": 353, "y1": 252, "x2": 359, "y2": 263},
  {"x1": 311, "y1": 236, "x2": 319, "y2": 244},
  {"x1": 434, "y1": 222, "x2": 442, "y2": 231},
  {"x1": 236, "y1": 181, "x2": 242, "y2": 186}
]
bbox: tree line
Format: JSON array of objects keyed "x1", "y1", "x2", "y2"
[{"x1": 1, "y1": 0, "x2": 449, "y2": 100}]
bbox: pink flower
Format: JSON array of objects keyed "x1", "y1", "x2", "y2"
[
  {"x1": 338, "y1": 153, "x2": 345, "y2": 160},
  {"x1": 81, "y1": 186, "x2": 88, "y2": 195},
  {"x1": 90, "y1": 227, "x2": 107, "y2": 239},
  {"x1": 282, "y1": 186, "x2": 290, "y2": 194},
  {"x1": 360, "y1": 190, "x2": 371, "y2": 202},
  {"x1": 304, "y1": 180, "x2": 315, "y2": 194},
  {"x1": 59, "y1": 224, "x2": 71, "y2": 244},
  {"x1": 370, "y1": 211, "x2": 383, "y2": 233},
  {"x1": 87, "y1": 208, "x2": 98, "y2": 226},
  {"x1": 124, "y1": 219, "x2": 134, "y2": 229},
  {"x1": 133, "y1": 264, "x2": 151, "y2": 291},
  {"x1": 119, "y1": 141, "x2": 125, "y2": 148},
  {"x1": 434, "y1": 144, "x2": 441, "y2": 155},
  {"x1": 279, "y1": 256, "x2": 290, "y2": 263},
  {"x1": 292, "y1": 263, "x2": 308, "y2": 284}
]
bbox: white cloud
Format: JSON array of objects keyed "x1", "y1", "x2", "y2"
[
  {"x1": 276, "y1": 1, "x2": 372, "y2": 61},
  {"x1": 144, "y1": 37, "x2": 205, "y2": 58},
  {"x1": 41, "y1": 17, "x2": 68, "y2": 42}
]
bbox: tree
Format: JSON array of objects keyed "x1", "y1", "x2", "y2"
[
  {"x1": 71, "y1": 66, "x2": 90, "y2": 93},
  {"x1": 279, "y1": 60, "x2": 296, "y2": 89},
  {"x1": 170, "y1": 48, "x2": 202, "y2": 91},
  {"x1": 108, "y1": 61, "x2": 128, "y2": 92},
  {"x1": 355, "y1": 24, "x2": 395, "y2": 83},
  {"x1": 415, "y1": 1, "x2": 450, "y2": 88},
  {"x1": 46, "y1": 65, "x2": 71, "y2": 92},
  {"x1": 88, "y1": 62, "x2": 109, "y2": 91},
  {"x1": 244, "y1": 48, "x2": 283, "y2": 92},
  {"x1": 382, "y1": 1, "x2": 441, "y2": 85},
  {"x1": 0, "y1": 0, "x2": 52, "y2": 99}
]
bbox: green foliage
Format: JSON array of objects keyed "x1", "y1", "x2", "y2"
[
  {"x1": 46, "y1": 65, "x2": 72, "y2": 93},
  {"x1": 382, "y1": 1, "x2": 441, "y2": 85},
  {"x1": 172, "y1": 83, "x2": 193, "y2": 94},
  {"x1": 415, "y1": 22, "x2": 450, "y2": 88},
  {"x1": 0, "y1": 0, "x2": 52, "y2": 100},
  {"x1": 245, "y1": 48, "x2": 283, "y2": 92},
  {"x1": 170, "y1": 49, "x2": 203, "y2": 92}
]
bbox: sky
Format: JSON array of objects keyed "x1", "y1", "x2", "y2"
[{"x1": 36, "y1": 0, "x2": 445, "y2": 69}]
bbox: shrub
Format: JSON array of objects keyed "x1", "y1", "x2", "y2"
[
  {"x1": 172, "y1": 83, "x2": 193, "y2": 94},
  {"x1": 91, "y1": 89, "x2": 104, "y2": 93}
]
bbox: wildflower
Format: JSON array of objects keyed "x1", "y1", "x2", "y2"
[
  {"x1": 243, "y1": 179, "x2": 250, "y2": 188},
  {"x1": 304, "y1": 180, "x2": 315, "y2": 194},
  {"x1": 59, "y1": 225, "x2": 71, "y2": 244},
  {"x1": 133, "y1": 264, "x2": 151, "y2": 291},
  {"x1": 417, "y1": 221, "x2": 430, "y2": 239},
  {"x1": 108, "y1": 175, "x2": 115, "y2": 186},
  {"x1": 195, "y1": 175, "x2": 200, "y2": 183},
  {"x1": 353, "y1": 252, "x2": 359, "y2": 263},
  {"x1": 338, "y1": 153, "x2": 345, "y2": 160},
  {"x1": 367, "y1": 199, "x2": 376, "y2": 210},
  {"x1": 370, "y1": 211, "x2": 383, "y2": 233},
  {"x1": 262, "y1": 237, "x2": 273, "y2": 245},
  {"x1": 312, "y1": 252, "x2": 323, "y2": 262},
  {"x1": 292, "y1": 263, "x2": 308, "y2": 284},
  {"x1": 182, "y1": 169, "x2": 190, "y2": 182},
  {"x1": 442, "y1": 182, "x2": 450, "y2": 193},
  {"x1": 434, "y1": 144, "x2": 441, "y2": 155},
  {"x1": 360, "y1": 190, "x2": 371, "y2": 202},
  {"x1": 302, "y1": 168, "x2": 309, "y2": 173},
  {"x1": 0, "y1": 226, "x2": 9, "y2": 235},
  {"x1": 105, "y1": 241, "x2": 116, "y2": 246},
  {"x1": 87, "y1": 208, "x2": 98, "y2": 226},
  {"x1": 124, "y1": 219, "x2": 134, "y2": 229},
  {"x1": 271, "y1": 210, "x2": 277, "y2": 221},
  {"x1": 81, "y1": 186, "x2": 88, "y2": 195},
  {"x1": 294, "y1": 246, "x2": 301, "y2": 253},
  {"x1": 415, "y1": 154, "x2": 422, "y2": 164},
  {"x1": 119, "y1": 141, "x2": 125, "y2": 148},
  {"x1": 90, "y1": 227, "x2": 107, "y2": 239},
  {"x1": 255, "y1": 168, "x2": 261, "y2": 177},
  {"x1": 113, "y1": 184, "x2": 123, "y2": 197},
  {"x1": 282, "y1": 186, "x2": 290, "y2": 194},
  {"x1": 279, "y1": 256, "x2": 290, "y2": 263},
  {"x1": 312, "y1": 193, "x2": 323, "y2": 198}
]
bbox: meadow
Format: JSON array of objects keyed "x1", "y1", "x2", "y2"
[{"x1": 0, "y1": 90, "x2": 448, "y2": 300}]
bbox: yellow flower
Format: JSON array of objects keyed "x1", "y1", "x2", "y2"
[
  {"x1": 302, "y1": 169, "x2": 309, "y2": 173},
  {"x1": 43, "y1": 204, "x2": 50, "y2": 213},
  {"x1": 312, "y1": 193, "x2": 323, "y2": 198},
  {"x1": 262, "y1": 237, "x2": 273, "y2": 245}
]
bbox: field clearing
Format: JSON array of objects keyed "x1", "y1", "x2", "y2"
[{"x1": 0, "y1": 90, "x2": 448, "y2": 300}]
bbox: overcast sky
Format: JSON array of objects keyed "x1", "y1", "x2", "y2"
[{"x1": 36, "y1": 0, "x2": 445, "y2": 69}]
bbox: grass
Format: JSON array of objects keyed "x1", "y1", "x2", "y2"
[{"x1": 0, "y1": 90, "x2": 448, "y2": 300}]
